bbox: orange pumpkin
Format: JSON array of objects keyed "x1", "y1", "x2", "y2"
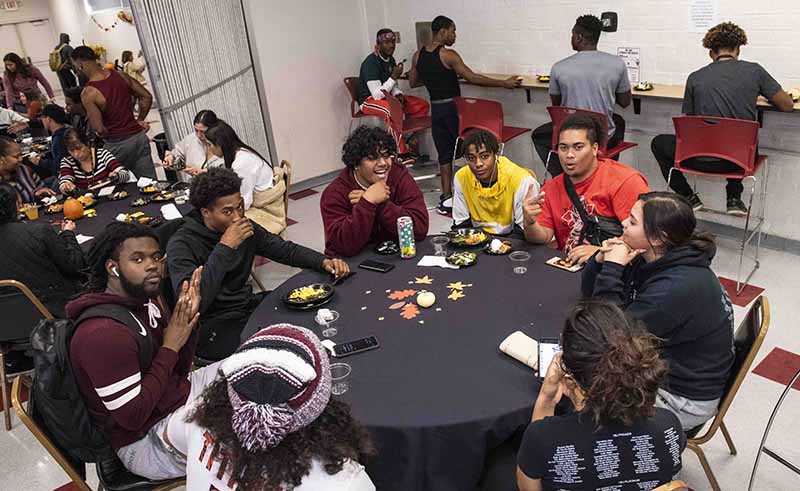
[{"x1": 63, "y1": 198, "x2": 84, "y2": 220}]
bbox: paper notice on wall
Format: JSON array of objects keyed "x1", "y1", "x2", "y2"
[
  {"x1": 617, "y1": 47, "x2": 640, "y2": 84},
  {"x1": 689, "y1": 0, "x2": 719, "y2": 33}
]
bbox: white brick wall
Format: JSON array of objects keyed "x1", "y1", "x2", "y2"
[{"x1": 363, "y1": 0, "x2": 800, "y2": 241}]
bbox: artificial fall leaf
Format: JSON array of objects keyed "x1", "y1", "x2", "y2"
[
  {"x1": 400, "y1": 303, "x2": 420, "y2": 319},
  {"x1": 446, "y1": 282, "x2": 467, "y2": 290},
  {"x1": 388, "y1": 289, "x2": 417, "y2": 300},
  {"x1": 414, "y1": 275, "x2": 434, "y2": 285},
  {"x1": 448, "y1": 290, "x2": 465, "y2": 301},
  {"x1": 389, "y1": 301, "x2": 407, "y2": 310}
]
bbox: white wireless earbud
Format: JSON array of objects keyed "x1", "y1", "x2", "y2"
[{"x1": 112, "y1": 266, "x2": 119, "y2": 277}]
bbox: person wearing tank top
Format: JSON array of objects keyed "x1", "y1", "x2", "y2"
[
  {"x1": 410, "y1": 15, "x2": 522, "y2": 215},
  {"x1": 71, "y1": 46, "x2": 157, "y2": 179}
]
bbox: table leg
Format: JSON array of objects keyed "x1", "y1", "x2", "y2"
[
  {"x1": 526, "y1": 88, "x2": 531, "y2": 104},
  {"x1": 757, "y1": 109, "x2": 764, "y2": 128},
  {"x1": 633, "y1": 97, "x2": 642, "y2": 115}
]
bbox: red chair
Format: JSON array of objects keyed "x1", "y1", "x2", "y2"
[
  {"x1": 343, "y1": 77, "x2": 370, "y2": 134},
  {"x1": 384, "y1": 91, "x2": 431, "y2": 157},
  {"x1": 454, "y1": 97, "x2": 532, "y2": 165},
  {"x1": 670, "y1": 116, "x2": 768, "y2": 294},
  {"x1": 546, "y1": 106, "x2": 638, "y2": 167}
]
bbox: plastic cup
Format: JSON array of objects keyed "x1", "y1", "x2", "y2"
[
  {"x1": 430, "y1": 235, "x2": 449, "y2": 257},
  {"x1": 24, "y1": 204, "x2": 39, "y2": 220},
  {"x1": 330, "y1": 362, "x2": 351, "y2": 395},
  {"x1": 510, "y1": 251, "x2": 531, "y2": 274},
  {"x1": 316, "y1": 310, "x2": 340, "y2": 338}
]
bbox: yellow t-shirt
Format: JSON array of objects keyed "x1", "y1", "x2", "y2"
[{"x1": 452, "y1": 156, "x2": 539, "y2": 235}]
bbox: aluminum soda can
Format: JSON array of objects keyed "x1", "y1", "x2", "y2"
[{"x1": 397, "y1": 216, "x2": 416, "y2": 259}]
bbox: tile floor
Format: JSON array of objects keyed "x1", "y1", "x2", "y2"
[{"x1": 3, "y1": 162, "x2": 799, "y2": 490}]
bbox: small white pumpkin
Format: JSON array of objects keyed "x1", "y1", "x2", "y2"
[{"x1": 417, "y1": 290, "x2": 436, "y2": 308}]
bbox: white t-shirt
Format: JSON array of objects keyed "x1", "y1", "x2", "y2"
[
  {"x1": 173, "y1": 418, "x2": 376, "y2": 491},
  {"x1": 170, "y1": 133, "x2": 224, "y2": 170},
  {"x1": 231, "y1": 149, "x2": 274, "y2": 209}
]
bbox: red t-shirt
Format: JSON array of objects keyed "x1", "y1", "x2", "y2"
[{"x1": 537, "y1": 159, "x2": 650, "y2": 252}]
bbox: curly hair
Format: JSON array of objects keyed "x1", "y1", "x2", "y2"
[
  {"x1": 462, "y1": 129, "x2": 499, "y2": 155},
  {"x1": 85, "y1": 222, "x2": 158, "y2": 292},
  {"x1": 703, "y1": 22, "x2": 747, "y2": 52},
  {"x1": 188, "y1": 378, "x2": 376, "y2": 491},
  {"x1": 341, "y1": 125, "x2": 397, "y2": 169},
  {"x1": 560, "y1": 301, "x2": 668, "y2": 427},
  {"x1": 574, "y1": 14, "x2": 603, "y2": 45},
  {"x1": 0, "y1": 182, "x2": 19, "y2": 225},
  {"x1": 189, "y1": 166, "x2": 242, "y2": 210}
]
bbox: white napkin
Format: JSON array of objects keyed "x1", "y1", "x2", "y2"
[
  {"x1": 97, "y1": 186, "x2": 115, "y2": 197},
  {"x1": 499, "y1": 331, "x2": 539, "y2": 370},
  {"x1": 75, "y1": 234, "x2": 94, "y2": 245},
  {"x1": 416, "y1": 255, "x2": 459, "y2": 269},
  {"x1": 160, "y1": 203, "x2": 183, "y2": 220},
  {"x1": 136, "y1": 176, "x2": 152, "y2": 187},
  {"x1": 115, "y1": 213, "x2": 127, "y2": 222}
]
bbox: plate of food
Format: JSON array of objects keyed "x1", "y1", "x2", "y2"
[
  {"x1": 446, "y1": 251, "x2": 478, "y2": 267},
  {"x1": 131, "y1": 197, "x2": 149, "y2": 207},
  {"x1": 484, "y1": 238, "x2": 513, "y2": 255},
  {"x1": 545, "y1": 256, "x2": 583, "y2": 272},
  {"x1": 108, "y1": 190, "x2": 129, "y2": 201},
  {"x1": 140, "y1": 185, "x2": 159, "y2": 194},
  {"x1": 537, "y1": 75, "x2": 550, "y2": 83},
  {"x1": 633, "y1": 82, "x2": 654, "y2": 91},
  {"x1": 77, "y1": 194, "x2": 96, "y2": 207},
  {"x1": 374, "y1": 240, "x2": 399, "y2": 255},
  {"x1": 45, "y1": 203, "x2": 64, "y2": 214},
  {"x1": 283, "y1": 283, "x2": 335, "y2": 310},
  {"x1": 788, "y1": 88, "x2": 800, "y2": 102},
  {"x1": 447, "y1": 228, "x2": 489, "y2": 248},
  {"x1": 151, "y1": 191, "x2": 175, "y2": 202}
]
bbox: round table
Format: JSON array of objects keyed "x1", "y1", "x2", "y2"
[
  {"x1": 241, "y1": 238, "x2": 581, "y2": 491},
  {"x1": 32, "y1": 183, "x2": 192, "y2": 249}
]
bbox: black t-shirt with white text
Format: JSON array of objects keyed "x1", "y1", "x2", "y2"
[{"x1": 517, "y1": 408, "x2": 685, "y2": 491}]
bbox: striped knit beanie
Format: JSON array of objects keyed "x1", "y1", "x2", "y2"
[{"x1": 220, "y1": 323, "x2": 332, "y2": 451}]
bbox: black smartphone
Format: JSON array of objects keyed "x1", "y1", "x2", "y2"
[
  {"x1": 332, "y1": 336, "x2": 380, "y2": 358},
  {"x1": 359, "y1": 259, "x2": 395, "y2": 273},
  {"x1": 538, "y1": 337, "x2": 561, "y2": 380}
]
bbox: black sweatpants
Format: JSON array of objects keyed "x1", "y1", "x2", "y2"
[
  {"x1": 532, "y1": 113, "x2": 626, "y2": 177},
  {"x1": 651, "y1": 134, "x2": 743, "y2": 200}
]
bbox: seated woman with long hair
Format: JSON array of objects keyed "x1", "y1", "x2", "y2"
[
  {"x1": 165, "y1": 323, "x2": 376, "y2": 491},
  {"x1": 517, "y1": 301, "x2": 685, "y2": 491},
  {"x1": 581, "y1": 192, "x2": 734, "y2": 430},
  {"x1": 161, "y1": 109, "x2": 224, "y2": 176}
]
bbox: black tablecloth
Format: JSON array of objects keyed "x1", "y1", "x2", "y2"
[
  {"x1": 33, "y1": 183, "x2": 192, "y2": 249},
  {"x1": 242, "y1": 238, "x2": 582, "y2": 491}
]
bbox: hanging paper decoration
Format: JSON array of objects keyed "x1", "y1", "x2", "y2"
[{"x1": 117, "y1": 10, "x2": 134, "y2": 24}]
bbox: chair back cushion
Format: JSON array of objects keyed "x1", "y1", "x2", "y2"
[
  {"x1": 673, "y1": 116, "x2": 759, "y2": 174},
  {"x1": 0, "y1": 288, "x2": 46, "y2": 342}
]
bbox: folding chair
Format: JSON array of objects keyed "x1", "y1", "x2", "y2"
[
  {"x1": 670, "y1": 116, "x2": 767, "y2": 294},
  {"x1": 0, "y1": 279, "x2": 53, "y2": 430},
  {"x1": 12, "y1": 377, "x2": 184, "y2": 491},
  {"x1": 343, "y1": 77, "x2": 372, "y2": 134},
  {"x1": 546, "y1": 106, "x2": 638, "y2": 172},
  {"x1": 453, "y1": 97, "x2": 532, "y2": 167},
  {"x1": 685, "y1": 295, "x2": 770, "y2": 491}
]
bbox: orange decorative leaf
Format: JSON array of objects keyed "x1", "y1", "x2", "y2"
[
  {"x1": 388, "y1": 289, "x2": 417, "y2": 300},
  {"x1": 389, "y1": 301, "x2": 407, "y2": 310},
  {"x1": 400, "y1": 303, "x2": 420, "y2": 319}
]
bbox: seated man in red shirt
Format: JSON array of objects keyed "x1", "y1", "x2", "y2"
[
  {"x1": 523, "y1": 114, "x2": 650, "y2": 265},
  {"x1": 68, "y1": 222, "x2": 212, "y2": 480},
  {"x1": 321, "y1": 126, "x2": 429, "y2": 257}
]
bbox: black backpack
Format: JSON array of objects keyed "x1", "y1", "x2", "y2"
[{"x1": 29, "y1": 304, "x2": 154, "y2": 463}]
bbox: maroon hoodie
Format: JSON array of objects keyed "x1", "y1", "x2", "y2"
[
  {"x1": 66, "y1": 292, "x2": 197, "y2": 449},
  {"x1": 320, "y1": 165, "x2": 429, "y2": 257}
]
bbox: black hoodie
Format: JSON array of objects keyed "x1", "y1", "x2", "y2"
[
  {"x1": 166, "y1": 211, "x2": 327, "y2": 323},
  {"x1": 582, "y1": 245, "x2": 734, "y2": 401}
]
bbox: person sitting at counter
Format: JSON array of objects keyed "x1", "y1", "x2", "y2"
[
  {"x1": 531, "y1": 14, "x2": 632, "y2": 177},
  {"x1": 58, "y1": 127, "x2": 130, "y2": 194},
  {"x1": 452, "y1": 129, "x2": 538, "y2": 238},
  {"x1": 321, "y1": 126, "x2": 428, "y2": 257},
  {"x1": 651, "y1": 21, "x2": 794, "y2": 216},
  {"x1": 167, "y1": 167, "x2": 349, "y2": 361}
]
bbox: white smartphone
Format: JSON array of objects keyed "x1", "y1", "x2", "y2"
[{"x1": 537, "y1": 337, "x2": 561, "y2": 380}]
